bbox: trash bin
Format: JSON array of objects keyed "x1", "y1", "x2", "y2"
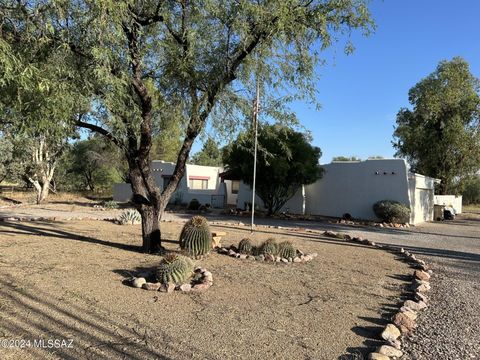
[{"x1": 434, "y1": 204, "x2": 445, "y2": 221}]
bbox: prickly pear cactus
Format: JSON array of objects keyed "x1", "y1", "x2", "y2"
[
  {"x1": 118, "y1": 209, "x2": 141, "y2": 225},
  {"x1": 179, "y1": 216, "x2": 212, "y2": 258},
  {"x1": 278, "y1": 241, "x2": 296, "y2": 259},
  {"x1": 260, "y1": 238, "x2": 278, "y2": 256},
  {"x1": 238, "y1": 238, "x2": 253, "y2": 254},
  {"x1": 156, "y1": 254, "x2": 194, "y2": 284}
]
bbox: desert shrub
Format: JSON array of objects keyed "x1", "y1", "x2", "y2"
[
  {"x1": 278, "y1": 241, "x2": 296, "y2": 259},
  {"x1": 188, "y1": 198, "x2": 201, "y2": 210},
  {"x1": 117, "y1": 209, "x2": 141, "y2": 225},
  {"x1": 260, "y1": 238, "x2": 278, "y2": 256},
  {"x1": 103, "y1": 200, "x2": 119, "y2": 209},
  {"x1": 238, "y1": 238, "x2": 253, "y2": 254},
  {"x1": 156, "y1": 254, "x2": 194, "y2": 284},
  {"x1": 373, "y1": 200, "x2": 411, "y2": 223},
  {"x1": 179, "y1": 215, "x2": 212, "y2": 258}
]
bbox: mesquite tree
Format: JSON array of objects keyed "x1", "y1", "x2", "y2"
[
  {"x1": 2, "y1": 0, "x2": 374, "y2": 252},
  {"x1": 393, "y1": 58, "x2": 480, "y2": 194},
  {"x1": 0, "y1": 21, "x2": 84, "y2": 203}
]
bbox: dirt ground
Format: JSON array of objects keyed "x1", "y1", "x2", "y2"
[{"x1": 0, "y1": 218, "x2": 412, "y2": 360}]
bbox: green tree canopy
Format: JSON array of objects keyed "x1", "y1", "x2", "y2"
[
  {"x1": 393, "y1": 57, "x2": 480, "y2": 194},
  {"x1": 1, "y1": 0, "x2": 374, "y2": 251},
  {"x1": 63, "y1": 137, "x2": 125, "y2": 191},
  {"x1": 190, "y1": 137, "x2": 223, "y2": 167},
  {"x1": 223, "y1": 124, "x2": 323, "y2": 215}
]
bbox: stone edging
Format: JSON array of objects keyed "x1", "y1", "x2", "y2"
[
  {"x1": 129, "y1": 266, "x2": 213, "y2": 294},
  {"x1": 216, "y1": 245, "x2": 318, "y2": 263},
  {"x1": 326, "y1": 231, "x2": 431, "y2": 360}
]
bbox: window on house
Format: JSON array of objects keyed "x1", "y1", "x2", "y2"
[
  {"x1": 189, "y1": 179, "x2": 208, "y2": 189},
  {"x1": 231, "y1": 180, "x2": 240, "y2": 194},
  {"x1": 163, "y1": 177, "x2": 172, "y2": 189}
]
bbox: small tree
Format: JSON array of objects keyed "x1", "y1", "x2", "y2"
[
  {"x1": 66, "y1": 137, "x2": 124, "y2": 191},
  {"x1": 190, "y1": 138, "x2": 223, "y2": 167},
  {"x1": 224, "y1": 124, "x2": 323, "y2": 215},
  {"x1": 393, "y1": 57, "x2": 480, "y2": 194},
  {"x1": 461, "y1": 176, "x2": 480, "y2": 204}
]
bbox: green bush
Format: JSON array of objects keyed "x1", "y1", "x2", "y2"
[
  {"x1": 373, "y1": 200, "x2": 411, "y2": 223},
  {"x1": 188, "y1": 198, "x2": 201, "y2": 210}
]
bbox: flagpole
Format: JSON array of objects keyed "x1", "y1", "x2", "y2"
[{"x1": 251, "y1": 78, "x2": 260, "y2": 233}]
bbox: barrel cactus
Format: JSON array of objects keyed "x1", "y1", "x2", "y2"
[
  {"x1": 179, "y1": 216, "x2": 212, "y2": 258},
  {"x1": 260, "y1": 238, "x2": 278, "y2": 256},
  {"x1": 238, "y1": 238, "x2": 253, "y2": 254},
  {"x1": 156, "y1": 253, "x2": 194, "y2": 284},
  {"x1": 118, "y1": 209, "x2": 141, "y2": 225},
  {"x1": 278, "y1": 241, "x2": 296, "y2": 259}
]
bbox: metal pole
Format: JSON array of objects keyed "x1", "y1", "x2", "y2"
[{"x1": 251, "y1": 79, "x2": 260, "y2": 233}]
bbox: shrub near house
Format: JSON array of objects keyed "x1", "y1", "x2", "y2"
[{"x1": 373, "y1": 200, "x2": 411, "y2": 224}]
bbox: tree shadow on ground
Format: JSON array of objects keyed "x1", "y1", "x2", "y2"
[
  {"x1": 0, "y1": 221, "x2": 141, "y2": 253},
  {"x1": 0, "y1": 273, "x2": 217, "y2": 360}
]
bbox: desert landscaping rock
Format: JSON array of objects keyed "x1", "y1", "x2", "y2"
[
  {"x1": 377, "y1": 345, "x2": 403, "y2": 358},
  {"x1": 404, "y1": 299, "x2": 427, "y2": 311},
  {"x1": 414, "y1": 292, "x2": 429, "y2": 303},
  {"x1": 142, "y1": 282, "x2": 161, "y2": 291},
  {"x1": 381, "y1": 324, "x2": 401, "y2": 342},
  {"x1": 400, "y1": 308, "x2": 418, "y2": 321},
  {"x1": 179, "y1": 283, "x2": 192, "y2": 292},
  {"x1": 132, "y1": 277, "x2": 147, "y2": 288},
  {"x1": 414, "y1": 270, "x2": 431, "y2": 281},
  {"x1": 393, "y1": 312, "x2": 416, "y2": 334},
  {"x1": 368, "y1": 352, "x2": 390, "y2": 360},
  {"x1": 415, "y1": 283, "x2": 431, "y2": 293}
]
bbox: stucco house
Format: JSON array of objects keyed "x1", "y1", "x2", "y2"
[
  {"x1": 113, "y1": 160, "x2": 239, "y2": 208},
  {"x1": 235, "y1": 159, "x2": 439, "y2": 224}
]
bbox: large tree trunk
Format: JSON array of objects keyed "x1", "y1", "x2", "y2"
[{"x1": 128, "y1": 160, "x2": 164, "y2": 253}]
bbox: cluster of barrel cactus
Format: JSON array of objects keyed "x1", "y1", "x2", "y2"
[
  {"x1": 278, "y1": 241, "x2": 296, "y2": 259},
  {"x1": 260, "y1": 238, "x2": 278, "y2": 256},
  {"x1": 118, "y1": 209, "x2": 141, "y2": 225},
  {"x1": 238, "y1": 238, "x2": 253, "y2": 254},
  {"x1": 180, "y1": 216, "x2": 212, "y2": 258},
  {"x1": 156, "y1": 253, "x2": 194, "y2": 284}
]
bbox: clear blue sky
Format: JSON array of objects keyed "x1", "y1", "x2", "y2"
[
  {"x1": 292, "y1": 0, "x2": 480, "y2": 163},
  {"x1": 195, "y1": 0, "x2": 480, "y2": 164}
]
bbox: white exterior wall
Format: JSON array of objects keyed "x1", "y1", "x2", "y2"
[
  {"x1": 234, "y1": 159, "x2": 436, "y2": 224},
  {"x1": 434, "y1": 195, "x2": 462, "y2": 214},
  {"x1": 306, "y1": 159, "x2": 411, "y2": 220},
  {"x1": 113, "y1": 161, "x2": 231, "y2": 208},
  {"x1": 408, "y1": 174, "x2": 436, "y2": 224}
]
